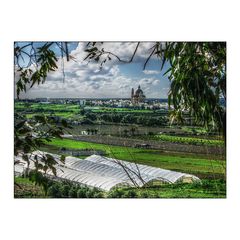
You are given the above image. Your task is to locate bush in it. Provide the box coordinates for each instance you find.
[47,183,63,198]
[139,191,150,198]
[77,187,88,198]
[76,186,104,198]
[123,189,138,198]
[60,184,71,197]
[108,188,125,198]
[93,191,105,198]
[86,189,95,198]
[68,186,78,198]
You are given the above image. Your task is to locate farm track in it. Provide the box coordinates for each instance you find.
[64,135,225,156]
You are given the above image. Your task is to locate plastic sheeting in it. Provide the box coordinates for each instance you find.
[14,151,200,191]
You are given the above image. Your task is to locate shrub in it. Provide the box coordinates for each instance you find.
[85,189,94,198]
[123,189,138,198]
[68,186,78,198]
[47,183,63,198]
[93,191,104,198]
[77,187,88,198]
[139,191,150,198]
[60,184,71,197]
[108,188,125,198]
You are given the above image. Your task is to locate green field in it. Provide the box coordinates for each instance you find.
[15,102,160,117]
[15,102,80,119]
[15,102,79,111]
[44,138,225,178]
[25,112,78,119]
[15,101,226,198]
[154,134,224,146]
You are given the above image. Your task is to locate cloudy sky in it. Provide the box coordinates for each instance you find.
[16,42,170,99]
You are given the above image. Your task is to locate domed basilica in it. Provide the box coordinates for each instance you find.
[131,85,146,104]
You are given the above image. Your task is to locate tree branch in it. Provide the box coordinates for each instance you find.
[143,45,157,70]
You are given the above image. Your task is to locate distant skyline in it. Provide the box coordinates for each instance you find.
[15,42,171,99]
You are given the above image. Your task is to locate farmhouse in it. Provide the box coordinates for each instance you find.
[15,151,200,191]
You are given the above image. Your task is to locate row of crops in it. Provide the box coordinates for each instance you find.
[154,134,224,146]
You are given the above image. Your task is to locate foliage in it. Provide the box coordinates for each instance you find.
[47,182,104,198]
[15,177,226,198]
[14,112,69,180]
[14,176,46,198]
[108,179,226,198]
[15,43,59,98]
[160,42,226,136]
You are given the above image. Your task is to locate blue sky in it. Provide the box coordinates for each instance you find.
[15,42,170,99]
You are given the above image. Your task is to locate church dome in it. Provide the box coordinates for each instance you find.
[135,85,143,95]
[131,85,146,104]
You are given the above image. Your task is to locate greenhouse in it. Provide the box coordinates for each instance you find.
[14,151,200,191]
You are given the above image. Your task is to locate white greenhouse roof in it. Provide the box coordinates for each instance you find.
[14,151,200,191]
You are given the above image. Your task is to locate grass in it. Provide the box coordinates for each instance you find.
[14,177,46,198]
[15,103,156,119]
[154,134,224,146]
[25,112,78,119]
[15,102,80,119]
[44,138,226,178]
[15,103,154,114]
[109,180,226,198]
[15,103,79,111]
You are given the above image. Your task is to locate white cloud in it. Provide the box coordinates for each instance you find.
[19,42,167,99]
[143,70,160,75]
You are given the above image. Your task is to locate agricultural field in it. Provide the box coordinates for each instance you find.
[152,134,224,146]
[15,102,81,119]
[42,138,225,179]
[14,100,226,198]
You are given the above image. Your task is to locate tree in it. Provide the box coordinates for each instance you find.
[14,42,72,186]
[80,108,86,116]
[162,42,226,137]
[14,113,67,191]
[130,127,136,136]
[123,129,129,136]
[14,42,71,98]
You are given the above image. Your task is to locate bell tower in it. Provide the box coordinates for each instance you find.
[131,88,134,102]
